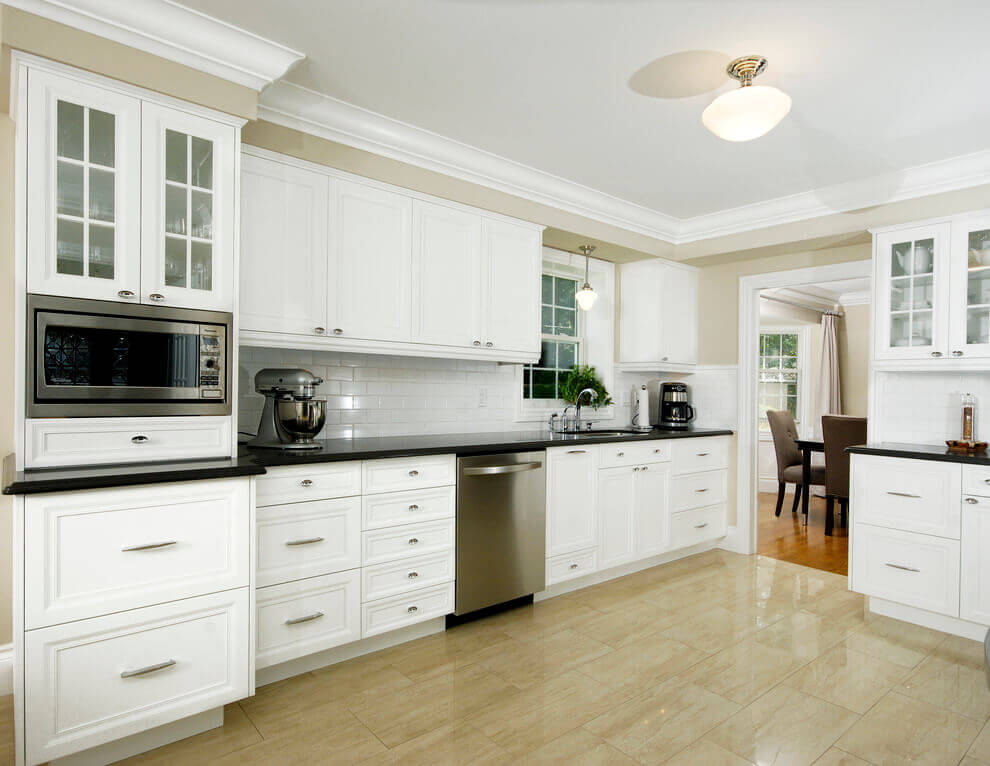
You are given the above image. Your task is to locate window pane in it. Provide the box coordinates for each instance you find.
[57,161,84,217]
[533,370,556,399]
[57,101,84,160]
[555,278,576,308]
[88,224,114,280]
[190,137,213,189]
[786,396,798,420]
[891,242,912,277]
[165,185,187,235]
[542,274,553,305]
[164,236,187,287]
[541,305,554,334]
[89,168,114,222]
[522,368,531,399]
[191,241,212,291]
[191,190,213,240]
[781,334,798,356]
[760,334,775,355]
[781,356,797,369]
[88,109,115,168]
[539,341,556,368]
[56,218,84,275]
[555,308,576,336]
[165,130,187,184]
[764,356,780,369]
[912,239,933,275]
[557,341,577,370]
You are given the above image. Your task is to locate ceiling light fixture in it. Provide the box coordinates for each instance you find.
[575,245,598,311]
[702,55,791,142]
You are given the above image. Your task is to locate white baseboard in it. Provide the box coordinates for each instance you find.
[869,597,989,642]
[757,477,778,493]
[0,643,12,696]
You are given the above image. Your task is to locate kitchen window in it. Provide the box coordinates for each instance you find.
[523,274,581,400]
[758,330,806,431]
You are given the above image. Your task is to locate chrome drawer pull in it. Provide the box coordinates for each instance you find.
[696,488,708,493]
[285,611,324,626]
[886,491,921,499]
[885,563,920,573]
[148,293,166,302]
[633,467,641,472]
[694,522,709,529]
[314,326,326,335]
[121,659,176,678]
[408,470,419,477]
[408,504,420,511]
[617,452,625,457]
[654,449,663,454]
[131,434,149,444]
[567,450,587,454]
[966,497,979,504]
[408,538,419,545]
[408,571,419,579]
[286,537,324,546]
[300,479,314,487]
[117,289,135,298]
[407,605,418,613]
[569,563,579,569]
[121,541,176,552]
[641,466,649,471]
[696,452,710,457]
[333,328,343,336]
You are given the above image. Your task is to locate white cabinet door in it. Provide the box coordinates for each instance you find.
[662,265,698,365]
[482,218,541,353]
[874,223,951,360]
[598,466,636,569]
[961,498,990,624]
[411,200,483,347]
[546,446,599,557]
[328,179,412,342]
[27,68,142,302]
[636,462,671,556]
[949,212,990,359]
[141,103,236,311]
[240,153,329,335]
[619,260,662,363]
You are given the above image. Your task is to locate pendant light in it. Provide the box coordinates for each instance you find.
[575,244,598,311]
[702,55,791,142]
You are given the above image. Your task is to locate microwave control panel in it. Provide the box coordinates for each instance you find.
[199,327,225,399]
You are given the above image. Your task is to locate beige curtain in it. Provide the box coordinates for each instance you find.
[815,311,842,437]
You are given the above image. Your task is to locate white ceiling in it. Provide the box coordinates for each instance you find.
[176,0,990,221]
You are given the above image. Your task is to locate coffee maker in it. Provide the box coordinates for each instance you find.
[248,368,327,450]
[657,382,696,431]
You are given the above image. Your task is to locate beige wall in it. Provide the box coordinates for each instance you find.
[839,304,871,417]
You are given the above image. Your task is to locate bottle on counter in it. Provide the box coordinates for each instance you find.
[962,393,977,443]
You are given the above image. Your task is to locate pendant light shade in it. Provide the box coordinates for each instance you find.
[576,245,598,311]
[703,55,791,142]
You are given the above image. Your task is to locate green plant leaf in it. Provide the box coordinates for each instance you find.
[559,365,613,409]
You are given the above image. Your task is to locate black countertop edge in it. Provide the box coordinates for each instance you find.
[2,428,734,495]
[847,443,990,466]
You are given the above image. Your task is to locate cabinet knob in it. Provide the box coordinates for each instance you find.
[300,479,314,487]
[473,340,482,346]
[408,504,420,511]
[407,605,419,613]
[966,497,979,504]
[953,350,964,357]
[616,452,624,457]
[117,289,135,299]
[149,293,165,302]
[485,341,494,348]
[333,328,343,336]
[642,466,649,471]
[662,356,668,362]
[314,327,326,335]
[407,571,419,579]
[408,469,419,477]
[633,466,641,472]
[569,563,579,570]
[130,434,149,444]
[408,538,419,545]
[930,351,942,358]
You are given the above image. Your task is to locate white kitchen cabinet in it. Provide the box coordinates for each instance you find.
[26,67,142,302]
[949,212,990,359]
[411,200,484,347]
[328,179,412,342]
[546,446,599,557]
[483,217,542,353]
[240,153,329,335]
[598,463,671,568]
[961,497,990,624]
[618,258,699,371]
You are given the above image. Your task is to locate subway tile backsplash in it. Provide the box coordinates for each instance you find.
[876,370,990,445]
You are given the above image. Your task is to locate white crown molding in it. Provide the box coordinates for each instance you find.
[4,0,304,91]
[838,290,871,307]
[258,81,990,248]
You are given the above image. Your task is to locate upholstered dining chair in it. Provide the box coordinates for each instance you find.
[821,415,868,536]
[767,409,826,519]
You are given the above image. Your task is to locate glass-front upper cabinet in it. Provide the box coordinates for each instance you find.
[873,223,951,360]
[141,103,235,311]
[27,69,141,302]
[949,213,990,359]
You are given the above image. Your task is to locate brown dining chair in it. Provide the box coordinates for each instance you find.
[767,409,825,519]
[822,415,868,536]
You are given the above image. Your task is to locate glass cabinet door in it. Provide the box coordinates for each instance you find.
[141,103,235,311]
[949,215,990,358]
[26,69,141,301]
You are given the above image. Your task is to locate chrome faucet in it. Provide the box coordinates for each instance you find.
[575,388,598,430]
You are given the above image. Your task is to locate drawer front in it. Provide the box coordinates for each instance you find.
[362,551,455,602]
[255,462,362,507]
[25,589,250,764]
[669,505,727,550]
[963,465,990,498]
[546,547,598,585]
[673,470,728,511]
[26,416,231,468]
[362,485,455,530]
[851,455,961,538]
[25,479,250,630]
[362,519,455,566]
[851,523,960,617]
[362,455,456,495]
[362,582,454,638]
[256,570,361,670]
[256,497,362,588]
[599,440,671,469]
[671,437,729,475]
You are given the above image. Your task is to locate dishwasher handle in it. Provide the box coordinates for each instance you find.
[462,461,543,476]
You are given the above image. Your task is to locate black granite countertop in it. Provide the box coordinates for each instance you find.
[3,427,733,495]
[847,442,990,466]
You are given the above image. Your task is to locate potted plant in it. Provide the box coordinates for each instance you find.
[559,365,613,409]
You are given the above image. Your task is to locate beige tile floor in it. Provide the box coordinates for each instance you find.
[6,550,990,765]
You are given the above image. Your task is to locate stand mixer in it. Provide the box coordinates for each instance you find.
[247,368,327,450]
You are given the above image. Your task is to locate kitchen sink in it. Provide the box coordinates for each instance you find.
[563,430,645,437]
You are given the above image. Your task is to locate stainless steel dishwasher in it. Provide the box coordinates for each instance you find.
[455,451,546,615]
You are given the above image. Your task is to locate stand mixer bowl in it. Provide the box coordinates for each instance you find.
[275,398,327,443]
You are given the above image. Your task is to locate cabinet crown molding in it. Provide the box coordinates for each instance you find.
[5,0,304,91]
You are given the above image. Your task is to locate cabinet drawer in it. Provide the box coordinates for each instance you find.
[24,589,249,764]
[25,479,249,630]
[851,455,961,538]
[255,462,362,507]
[362,551,455,602]
[546,548,598,585]
[257,497,361,588]
[963,465,990,498]
[851,523,959,617]
[256,571,361,670]
[673,470,728,511]
[671,437,728,475]
[599,440,671,468]
[363,455,456,495]
[25,416,232,468]
[670,505,727,549]
[362,582,454,638]
[361,519,455,566]
[362,485,455,530]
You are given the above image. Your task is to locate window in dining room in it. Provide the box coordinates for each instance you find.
[758,331,803,431]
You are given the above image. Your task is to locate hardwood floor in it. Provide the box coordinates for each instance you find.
[757,490,848,576]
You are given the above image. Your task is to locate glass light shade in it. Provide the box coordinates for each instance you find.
[702,85,792,142]
[575,284,598,311]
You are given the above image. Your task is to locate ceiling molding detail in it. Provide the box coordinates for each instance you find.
[838,290,871,306]
[260,82,990,248]
[4,0,304,91]
[257,81,682,242]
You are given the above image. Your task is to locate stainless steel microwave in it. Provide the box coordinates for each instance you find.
[27,294,232,418]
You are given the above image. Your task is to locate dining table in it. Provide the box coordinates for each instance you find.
[795,437,825,520]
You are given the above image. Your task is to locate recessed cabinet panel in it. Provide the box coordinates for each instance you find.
[949,213,990,359]
[961,499,990,624]
[619,259,698,369]
[546,446,599,557]
[483,218,541,353]
[598,467,637,568]
[636,463,671,556]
